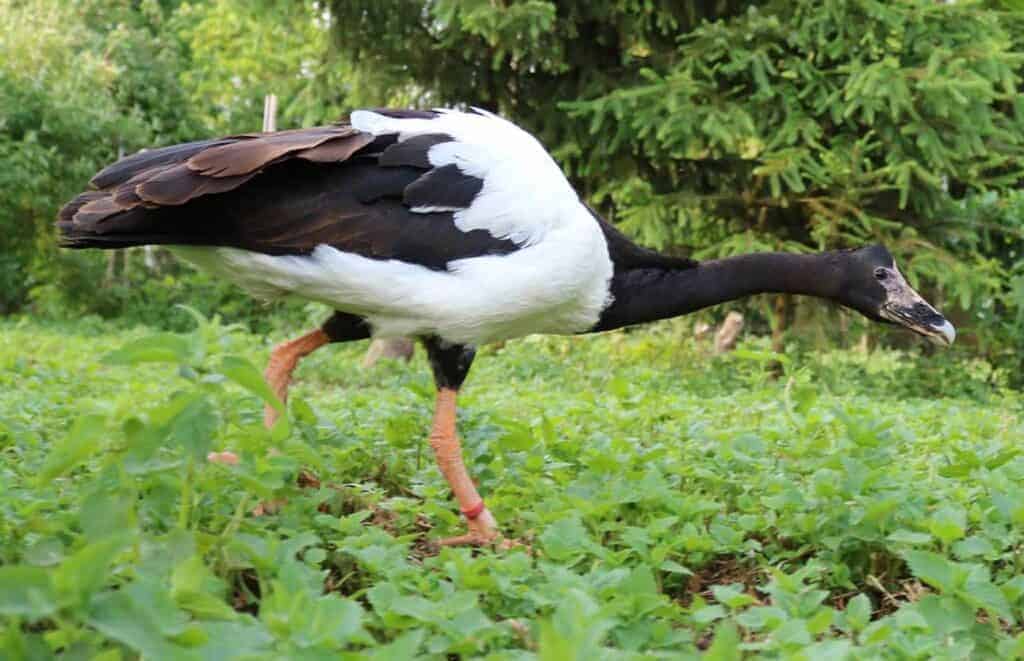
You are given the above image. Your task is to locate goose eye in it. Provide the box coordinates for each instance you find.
[874,268,888,281]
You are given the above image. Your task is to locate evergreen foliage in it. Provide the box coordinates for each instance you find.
[331,0,1024,361]
[0,0,399,317]
[1,0,1022,362]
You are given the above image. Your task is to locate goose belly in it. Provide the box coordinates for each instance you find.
[170,217,613,345]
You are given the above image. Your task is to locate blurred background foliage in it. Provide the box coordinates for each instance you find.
[2,0,1022,370]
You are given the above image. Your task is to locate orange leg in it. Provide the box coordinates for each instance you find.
[429,388,503,546]
[263,328,330,428]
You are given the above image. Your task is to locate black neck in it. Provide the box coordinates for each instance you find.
[593,251,847,332]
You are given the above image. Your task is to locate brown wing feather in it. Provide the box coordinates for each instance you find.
[61,126,370,225]
[90,137,239,189]
[74,196,125,229]
[58,191,106,224]
[57,116,521,270]
[294,133,374,163]
[186,126,358,176]
[135,165,260,206]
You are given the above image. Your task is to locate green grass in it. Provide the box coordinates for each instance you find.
[1,314,1023,659]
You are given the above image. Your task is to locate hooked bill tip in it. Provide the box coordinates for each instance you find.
[928,320,956,347]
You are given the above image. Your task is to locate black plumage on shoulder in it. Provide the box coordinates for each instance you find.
[379,133,453,169]
[405,164,484,211]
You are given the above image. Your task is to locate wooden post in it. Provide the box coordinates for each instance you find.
[262,95,277,132]
[769,294,792,378]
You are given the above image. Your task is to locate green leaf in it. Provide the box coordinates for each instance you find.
[1001,575,1024,604]
[711,584,755,609]
[297,596,365,648]
[659,560,692,575]
[915,594,976,636]
[539,516,593,562]
[904,550,958,593]
[704,621,740,661]
[220,356,284,414]
[845,594,871,632]
[0,566,57,619]
[54,535,132,609]
[38,414,105,482]
[692,604,726,624]
[102,333,194,366]
[496,418,534,452]
[928,506,966,546]
[952,536,995,559]
[962,566,1013,620]
[79,488,136,541]
[87,590,186,659]
[887,529,933,545]
[167,394,219,460]
[171,556,237,622]
[219,354,290,440]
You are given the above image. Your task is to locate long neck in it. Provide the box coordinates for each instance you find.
[593,252,846,332]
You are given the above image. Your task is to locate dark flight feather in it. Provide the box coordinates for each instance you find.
[91,138,238,188]
[404,164,484,211]
[60,115,693,281]
[58,191,106,223]
[378,134,453,169]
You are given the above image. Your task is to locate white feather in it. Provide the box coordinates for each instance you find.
[350,109,578,246]
[409,205,463,214]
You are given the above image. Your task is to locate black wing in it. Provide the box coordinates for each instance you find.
[58,119,519,271]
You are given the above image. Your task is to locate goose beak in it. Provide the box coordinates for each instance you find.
[880,300,955,346]
[880,303,956,346]
[928,319,957,347]
[877,268,955,347]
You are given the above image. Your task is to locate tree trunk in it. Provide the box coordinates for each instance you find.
[714,311,744,354]
[769,294,792,378]
[103,250,125,287]
[770,294,792,354]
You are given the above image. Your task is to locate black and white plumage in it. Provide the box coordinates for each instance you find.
[59,106,956,350]
[62,109,611,345]
[59,107,955,545]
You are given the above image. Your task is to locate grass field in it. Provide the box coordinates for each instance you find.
[2,314,1023,659]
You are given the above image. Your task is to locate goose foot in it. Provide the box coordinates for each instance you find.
[431,508,521,550]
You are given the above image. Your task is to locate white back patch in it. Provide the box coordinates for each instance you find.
[351,109,580,246]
